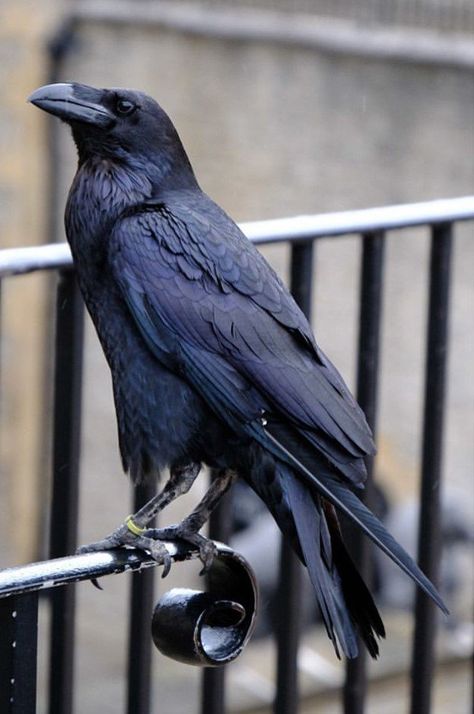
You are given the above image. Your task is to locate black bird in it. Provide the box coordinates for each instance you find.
[29,82,447,659]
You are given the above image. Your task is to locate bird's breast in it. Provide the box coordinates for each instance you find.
[65,158,153,260]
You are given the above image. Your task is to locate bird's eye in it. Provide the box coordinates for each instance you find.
[115,98,136,116]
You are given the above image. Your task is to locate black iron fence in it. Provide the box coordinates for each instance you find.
[0,196,473,713]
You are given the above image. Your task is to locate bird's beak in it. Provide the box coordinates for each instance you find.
[28,82,115,128]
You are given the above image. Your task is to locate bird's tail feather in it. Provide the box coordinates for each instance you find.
[283,468,356,657]
[260,462,385,658]
[321,500,386,658]
[263,426,448,615]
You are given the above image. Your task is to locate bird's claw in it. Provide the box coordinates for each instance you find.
[148,542,173,578]
[76,522,173,576]
[76,523,130,555]
[76,518,216,579]
[144,525,217,576]
[197,539,218,576]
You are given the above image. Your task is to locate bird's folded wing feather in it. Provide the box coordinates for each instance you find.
[108,201,449,612]
[109,199,374,485]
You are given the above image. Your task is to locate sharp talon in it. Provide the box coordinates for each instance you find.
[147,524,218,575]
[198,542,217,576]
[161,554,172,579]
[199,552,214,576]
[142,538,173,577]
[91,578,103,591]
[77,518,177,582]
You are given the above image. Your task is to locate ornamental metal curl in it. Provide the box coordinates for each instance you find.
[0,541,258,667]
[152,544,257,666]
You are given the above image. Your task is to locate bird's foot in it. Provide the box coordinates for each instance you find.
[144,524,218,576]
[76,519,173,577]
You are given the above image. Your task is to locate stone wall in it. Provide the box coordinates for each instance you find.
[0,0,63,564]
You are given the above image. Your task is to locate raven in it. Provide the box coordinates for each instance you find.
[29,83,446,658]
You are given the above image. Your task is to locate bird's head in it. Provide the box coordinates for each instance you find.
[28,82,195,186]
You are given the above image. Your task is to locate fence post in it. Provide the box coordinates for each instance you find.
[410,223,453,714]
[48,271,84,714]
[0,593,39,714]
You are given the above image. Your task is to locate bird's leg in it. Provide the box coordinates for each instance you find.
[130,462,202,529]
[145,469,237,574]
[76,463,201,576]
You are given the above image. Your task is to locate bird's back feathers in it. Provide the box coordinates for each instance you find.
[110,197,374,487]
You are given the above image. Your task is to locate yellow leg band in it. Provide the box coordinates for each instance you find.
[125,515,146,536]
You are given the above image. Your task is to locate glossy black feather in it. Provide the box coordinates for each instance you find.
[31,82,448,660]
[264,426,449,615]
[110,198,374,486]
[110,198,448,620]
[284,471,359,658]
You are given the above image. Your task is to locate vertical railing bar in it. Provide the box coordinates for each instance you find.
[343,230,386,714]
[201,665,226,714]
[36,6,78,562]
[48,271,84,714]
[409,223,453,714]
[274,539,302,714]
[201,469,234,714]
[126,481,156,714]
[0,592,39,714]
[273,239,314,714]
[44,20,83,714]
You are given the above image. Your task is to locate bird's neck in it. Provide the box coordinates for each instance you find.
[66,157,153,253]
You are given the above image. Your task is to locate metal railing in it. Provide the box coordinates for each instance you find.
[0,195,473,714]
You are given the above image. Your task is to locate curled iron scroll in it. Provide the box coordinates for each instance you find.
[151,543,258,666]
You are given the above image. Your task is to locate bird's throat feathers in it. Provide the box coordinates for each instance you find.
[66,156,154,249]
[66,142,198,252]
[75,156,153,212]
[70,118,198,197]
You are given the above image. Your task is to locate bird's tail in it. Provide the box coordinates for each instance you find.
[244,454,385,658]
[321,499,386,658]
[261,425,448,616]
[279,463,385,658]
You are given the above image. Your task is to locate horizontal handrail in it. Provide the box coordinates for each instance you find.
[0,196,473,278]
[242,195,474,243]
[0,242,72,278]
[0,543,198,598]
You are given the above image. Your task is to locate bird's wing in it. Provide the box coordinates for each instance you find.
[108,201,448,614]
[109,199,373,485]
